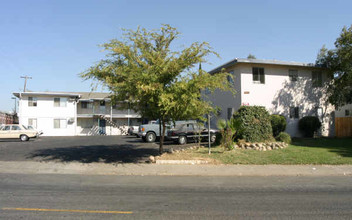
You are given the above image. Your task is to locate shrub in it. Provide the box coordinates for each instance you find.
[270,114,287,137]
[298,116,322,137]
[276,132,291,144]
[233,106,274,142]
[216,119,237,150]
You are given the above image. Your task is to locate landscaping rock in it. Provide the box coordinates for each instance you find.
[149,156,155,163]
[235,141,288,151]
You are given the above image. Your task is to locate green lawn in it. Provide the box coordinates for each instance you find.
[161,138,352,165]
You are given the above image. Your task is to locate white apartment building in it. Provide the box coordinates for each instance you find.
[207,58,335,137]
[13,91,141,136]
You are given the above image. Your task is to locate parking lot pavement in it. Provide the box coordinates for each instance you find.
[0,135,197,163]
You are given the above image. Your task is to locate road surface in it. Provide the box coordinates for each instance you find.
[1,174,352,219]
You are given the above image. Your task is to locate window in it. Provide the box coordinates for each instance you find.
[346,110,350,116]
[54,119,67,129]
[28,97,37,107]
[289,69,298,81]
[11,126,21,130]
[187,123,195,131]
[81,101,93,109]
[54,98,67,107]
[252,67,265,84]
[312,71,323,87]
[289,107,299,119]
[28,118,37,129]
[227,70,235,85]
[3,126,11,131]
[316,107,323,117]
[227,108,234,120]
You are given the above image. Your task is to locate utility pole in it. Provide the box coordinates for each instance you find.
[20,75,32,92]
[208,114,211,155]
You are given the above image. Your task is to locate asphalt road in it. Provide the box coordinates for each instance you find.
[0,136,195,163]
[1,174,352,219]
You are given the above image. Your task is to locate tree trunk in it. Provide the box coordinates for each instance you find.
[159,119,166,154]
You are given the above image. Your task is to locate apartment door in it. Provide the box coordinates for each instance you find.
[99,119,106,135]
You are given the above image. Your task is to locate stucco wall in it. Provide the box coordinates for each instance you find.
[207,63,335,137]
[18,95,76,136]
[335,104,352,118]
[240,63,335,137]
[205,67,242,128]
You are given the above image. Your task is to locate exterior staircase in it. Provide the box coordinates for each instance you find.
[98,115,119,128]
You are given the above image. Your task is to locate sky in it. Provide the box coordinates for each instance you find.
[0,0,351,112]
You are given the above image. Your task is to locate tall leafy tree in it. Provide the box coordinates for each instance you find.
[316,25,352,107]
[81,25,234,153]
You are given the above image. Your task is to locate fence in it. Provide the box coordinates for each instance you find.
[335,117,352,137]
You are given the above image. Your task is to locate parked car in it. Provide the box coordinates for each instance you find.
[128,126,139,137]
[25,125,43,137]
[167,122,218,145]
[138,119,196,142]
[0,124,38,141]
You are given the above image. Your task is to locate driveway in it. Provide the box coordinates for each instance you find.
[0,136,197,163]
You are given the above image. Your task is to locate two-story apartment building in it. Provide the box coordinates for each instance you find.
[207,58,335,137]
[13,91,141,136]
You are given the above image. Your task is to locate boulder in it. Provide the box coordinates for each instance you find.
[149,156,155,163]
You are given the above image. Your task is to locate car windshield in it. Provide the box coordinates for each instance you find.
[22,125,28,130]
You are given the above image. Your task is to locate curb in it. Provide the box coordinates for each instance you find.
[1,161,352,176]
[155,160,209,165]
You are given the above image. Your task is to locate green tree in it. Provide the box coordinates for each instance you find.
[81,25,234,153]
[247,54,256,59]
[316,25,352,107]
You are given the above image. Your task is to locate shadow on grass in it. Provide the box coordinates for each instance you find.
[291,137,352,158]
[27,144,160,164]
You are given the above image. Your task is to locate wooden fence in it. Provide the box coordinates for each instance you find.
[335,117,352,137]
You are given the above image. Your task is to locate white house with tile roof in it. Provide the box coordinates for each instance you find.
[13,91,141,136]
[206,58,336,137]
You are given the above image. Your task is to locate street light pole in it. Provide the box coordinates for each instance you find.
[11,97,16,113]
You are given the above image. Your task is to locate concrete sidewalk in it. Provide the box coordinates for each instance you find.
[1,161,352,176]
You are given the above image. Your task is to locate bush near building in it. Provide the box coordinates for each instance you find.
[276,132,291,144]
[233,106,274,142]
[298,116,322,137]
[270,114,287,137]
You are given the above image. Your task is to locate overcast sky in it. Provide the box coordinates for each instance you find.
[0,0,351,112]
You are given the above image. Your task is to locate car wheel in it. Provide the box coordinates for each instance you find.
[178,136,187,145]
[20,135,29,142]
[146,132,156,143]
[210,134,216,143]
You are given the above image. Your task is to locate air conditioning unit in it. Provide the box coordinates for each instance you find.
[67,118,75,124]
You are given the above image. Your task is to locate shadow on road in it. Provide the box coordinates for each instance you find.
[27,144,160,163]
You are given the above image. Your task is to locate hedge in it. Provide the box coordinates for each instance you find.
[233,106,274,142]
[298,116,322,137]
